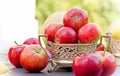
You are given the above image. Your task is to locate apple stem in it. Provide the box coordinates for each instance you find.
[100,36,106,56]
[14,41,19,46]
[103,49,106,57]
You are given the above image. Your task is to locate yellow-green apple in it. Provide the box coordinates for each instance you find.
[111,24,120,39]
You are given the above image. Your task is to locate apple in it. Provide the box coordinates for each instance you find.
[54,27,78,44]
[111,24,120,39]
[107,20,120,39]
[96,43,104,51]
[78,23,101,43]
[8,42,26,68]
[63,7,88,32]
[72,53,102,76]
[20,44,48,72]
[23,37,39,45]
[44,22,63,42]
[95,51,117,76]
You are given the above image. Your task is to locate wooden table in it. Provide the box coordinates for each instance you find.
[1,62,120,76]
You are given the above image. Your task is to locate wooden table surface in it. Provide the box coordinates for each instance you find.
[1,62,120,76]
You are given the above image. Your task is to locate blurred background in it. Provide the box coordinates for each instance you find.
[35,0,120,34]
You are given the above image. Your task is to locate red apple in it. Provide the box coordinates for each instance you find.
[23,37,39,45]
[44,22,63,42]
[54,27,78,44]
[95,51,117,76]
[78,23,101,43]
[8,43,26,68]
[72,53,102,76]
[96,43,104,51]
[63,7,88,32]
[20,44,48,72]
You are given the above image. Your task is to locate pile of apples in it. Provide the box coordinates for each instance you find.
[8,38,49,72]
[44,7,117,76]
[44,7,100,44]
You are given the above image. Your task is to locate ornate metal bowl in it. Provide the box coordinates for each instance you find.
[47,42,96,72]
[38,34,96,72]
[38,34,115,72]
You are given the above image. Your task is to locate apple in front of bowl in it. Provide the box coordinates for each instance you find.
[72,53,102,76]
[72,51,117,76]
[95,51,117,76]
[20,44,48,72]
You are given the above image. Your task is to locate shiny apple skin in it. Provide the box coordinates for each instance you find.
[96,43,104,51]
[54,27,78,44]
[8,45,26,68]
[72,53,102,76]
[23,38,39,45]
[44,22,63,42]
[78,23,100,43]
[95,51,117,76]
[63,7,88,32]
[20,45,48,72]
